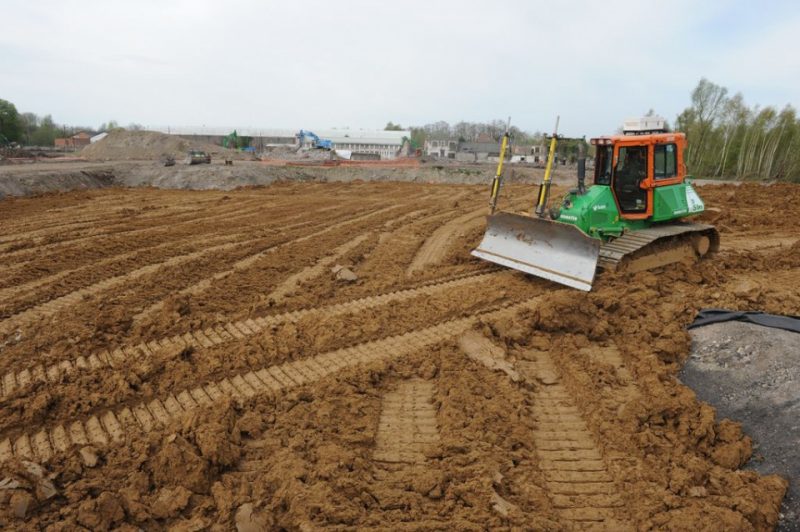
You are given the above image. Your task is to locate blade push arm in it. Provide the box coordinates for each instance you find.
[534,116,560,217]
[489,117,511,214]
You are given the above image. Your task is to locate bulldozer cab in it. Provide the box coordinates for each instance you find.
[591,132,687,221]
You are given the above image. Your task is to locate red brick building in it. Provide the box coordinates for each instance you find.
[54,132,92,148]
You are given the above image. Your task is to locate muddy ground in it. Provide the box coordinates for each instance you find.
[0,159,573,198]
[0,179,798,530]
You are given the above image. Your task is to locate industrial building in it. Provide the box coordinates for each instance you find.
[150,127,409,160]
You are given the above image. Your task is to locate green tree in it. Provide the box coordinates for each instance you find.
[384,121,403,131]
[19,112,39,145]
[0,98,23,143]
[99,120,120,132]
[409,127,426,148]
[676,78,800,181]
[31,114,57,146]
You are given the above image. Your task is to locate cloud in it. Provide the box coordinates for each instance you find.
[1,0,798,136]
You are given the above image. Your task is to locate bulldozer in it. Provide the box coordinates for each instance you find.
[472,117,719,291]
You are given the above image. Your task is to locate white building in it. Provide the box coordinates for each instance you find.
[150,126,409,159]
[90,132,108,143]
[424,139,458,158]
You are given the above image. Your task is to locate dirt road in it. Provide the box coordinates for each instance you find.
[0,181,797,529]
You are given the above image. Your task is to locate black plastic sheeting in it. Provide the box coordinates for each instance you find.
[688,308,800,334]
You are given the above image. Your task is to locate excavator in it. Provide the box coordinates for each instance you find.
[472,117,719,291]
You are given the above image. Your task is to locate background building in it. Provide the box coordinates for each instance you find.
[54,131,91,149]
[150,127,409,159]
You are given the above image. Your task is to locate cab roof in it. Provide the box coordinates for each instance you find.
[591,132,686,145]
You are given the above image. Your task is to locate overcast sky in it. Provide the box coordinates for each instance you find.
[2,0,799,137]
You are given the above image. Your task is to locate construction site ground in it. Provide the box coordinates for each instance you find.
[0,175,798,530]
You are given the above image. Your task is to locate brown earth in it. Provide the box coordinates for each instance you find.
[0,181,797,530]
[80,130,247,162]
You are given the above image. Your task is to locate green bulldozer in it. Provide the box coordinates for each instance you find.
[472,117,719,291]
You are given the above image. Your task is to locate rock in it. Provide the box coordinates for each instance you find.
[492,471,504,486]
[152,485,193,519]
[22,461,45,479]
[537,370,559,385]
[235,502,271,532]
[0,478,22,490]
[80,446,99,468]
[10,491,34,518]
[426,485,443,499]
[490,490,517,517]
[21,461,58,500]
[688,486,708,497]
[333,266,358,282]
[168,516,208,531]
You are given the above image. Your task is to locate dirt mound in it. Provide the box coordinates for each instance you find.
[80,130,242,162]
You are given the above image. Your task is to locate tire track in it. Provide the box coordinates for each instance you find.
[459,333,633,528]
[0,297,541,465]
[0,199,371,327]
[517,352,632,529]
[0,197,274,268]
[406,207,487,276]
[1,271,501,399]
[373,378,439,464]
[0,194,252,251]
[131,204,403,324]
[0,211,345,335]
[0,200,345,302]
[0,193,203,242]
[266,233,372,305]
[356,206,471,281]
[0,190,295,264]
[0,232,246,304]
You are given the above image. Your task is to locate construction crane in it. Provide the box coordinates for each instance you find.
[297,130,333,150]
[472,116,719,291]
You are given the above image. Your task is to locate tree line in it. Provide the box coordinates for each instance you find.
[0,98,139,147]
[676,79,800,181]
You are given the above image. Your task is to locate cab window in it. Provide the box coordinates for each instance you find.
[594,145,612,185]
[654,143,677,180]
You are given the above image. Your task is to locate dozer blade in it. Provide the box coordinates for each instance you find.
[471,212,601,291]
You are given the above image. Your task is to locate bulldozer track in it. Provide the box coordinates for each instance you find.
[0,232,245,303]
[0,270,501,400]
[598,222,719,271]
[0,191,235,238]
[517,352,631,529]
[0,298,539,465]
[131,204,405,324]
[0,196,318,281]
[373,379,439,464]
[0,197,272,259]
[406,208,487,276]
[0,189,345,270]
[267,233,371,304]
[0,205,371,331]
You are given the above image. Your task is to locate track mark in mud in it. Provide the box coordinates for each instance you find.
[518,351,631,528]
[0,271,500,399]
[0,299,538,464]
[132,205,400,324]
[0,232,243,302]
[267,233,370,304]
[373,379,439,464]
[0,234,274,335]
[406,208,486,276]
[0,197,269,261]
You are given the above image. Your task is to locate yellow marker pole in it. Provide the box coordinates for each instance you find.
[489,117,511,214]
[535,116,560,217]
